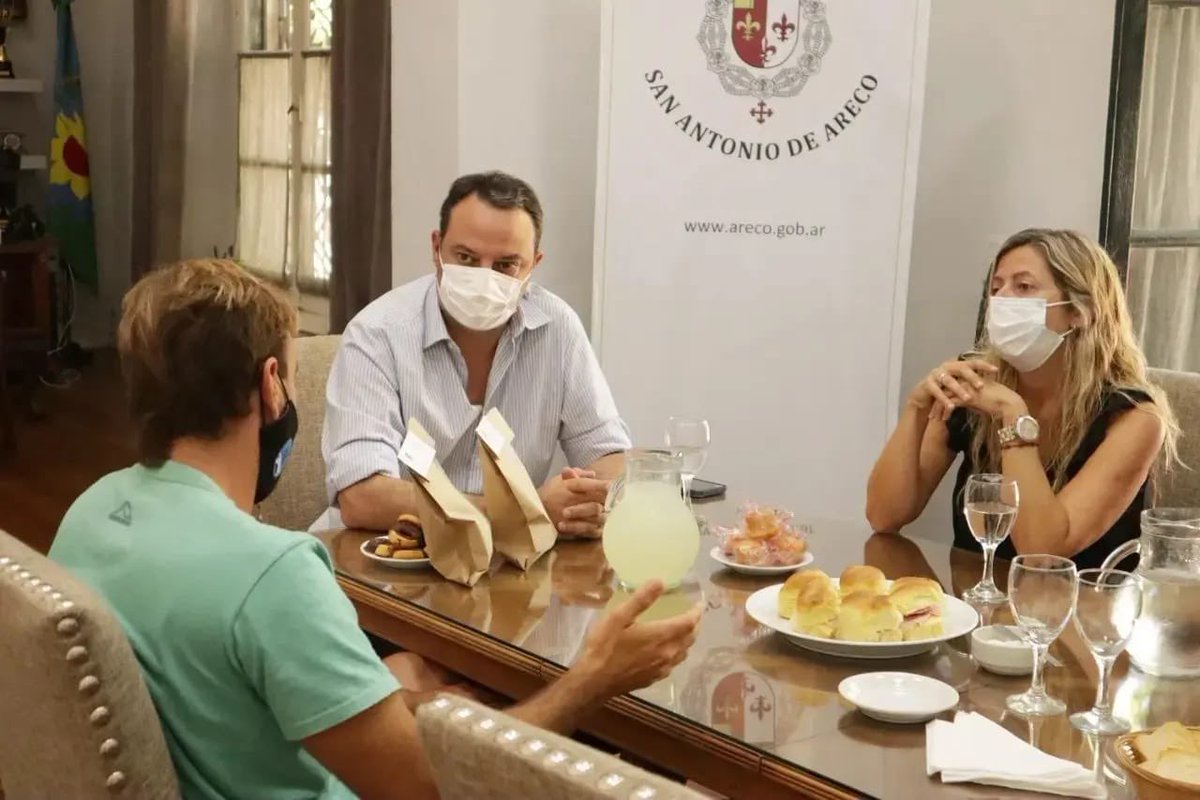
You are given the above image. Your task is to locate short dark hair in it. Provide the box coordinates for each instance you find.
[439,171,544,248]
[118,259,298,466]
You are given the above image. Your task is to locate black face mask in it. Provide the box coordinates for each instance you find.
[255,381,299,504]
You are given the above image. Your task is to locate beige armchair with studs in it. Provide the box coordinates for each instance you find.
[0,531,181,799]
[416,694,707,800]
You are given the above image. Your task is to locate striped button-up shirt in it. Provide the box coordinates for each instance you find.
[317,275,630,528]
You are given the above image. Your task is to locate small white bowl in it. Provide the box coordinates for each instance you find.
[971,625,1034,676]
[838,672,959,724]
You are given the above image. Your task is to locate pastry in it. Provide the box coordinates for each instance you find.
[744,508,782,540]
[790,578,840,638]
[374,543,395,557]
[889,577,945,641]
[778,570,832,618]
[835,590,902,642]
[839,565,887,598]
[391,549,427,561]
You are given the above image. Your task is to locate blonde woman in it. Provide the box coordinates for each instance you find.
[867,229,1178,569]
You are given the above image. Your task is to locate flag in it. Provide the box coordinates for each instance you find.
[46,0,98,293]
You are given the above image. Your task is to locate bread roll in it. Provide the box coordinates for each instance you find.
[889,577,945,641]
[790,579,840,639]
[1147,748,1200,786]
[839,565,887,597]
[777,570,833,619]
[1135,722,1198,762]
[835,590,902,642]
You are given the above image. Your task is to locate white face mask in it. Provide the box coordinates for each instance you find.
[986,296,1074,372]
[437,261,525,331]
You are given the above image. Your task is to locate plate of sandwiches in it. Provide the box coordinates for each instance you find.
[745,565,979,659]
[361,514,432,569]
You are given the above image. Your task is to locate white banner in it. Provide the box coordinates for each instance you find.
[593,0,929,519]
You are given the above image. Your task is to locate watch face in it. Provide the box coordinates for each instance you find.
[1016,416,1040,442]
[1,132,20,152]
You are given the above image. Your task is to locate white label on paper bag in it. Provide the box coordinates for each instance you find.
[398,431,436,479]
[476,409,515,456]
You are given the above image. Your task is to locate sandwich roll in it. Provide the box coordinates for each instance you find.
[835,590,903,642]
[839,565,887,598]
[777,570,833,619]
[889,577,945,641]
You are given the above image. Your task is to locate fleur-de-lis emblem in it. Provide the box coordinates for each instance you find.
[761,39,777,64]
[750,694,773,721]
[772,13,796,42]
[736,11,761,41]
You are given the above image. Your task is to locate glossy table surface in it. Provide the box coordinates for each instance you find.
[316,499,1200,799]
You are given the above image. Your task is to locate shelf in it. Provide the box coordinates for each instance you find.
[0,79,44,94]
[19,154,47,171]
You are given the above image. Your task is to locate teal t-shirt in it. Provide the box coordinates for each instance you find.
[50,461,400,800]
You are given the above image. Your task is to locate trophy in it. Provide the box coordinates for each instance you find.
[0,0,16,79]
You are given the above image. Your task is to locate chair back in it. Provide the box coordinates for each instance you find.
[256,334,342,530]
[1149,368,1200,508]
[416,694,706,800]
[0,531,180,799]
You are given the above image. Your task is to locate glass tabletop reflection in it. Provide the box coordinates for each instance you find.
[316,499,1198,799]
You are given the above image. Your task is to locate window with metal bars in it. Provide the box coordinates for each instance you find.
[236,0,333,296]
[1103,0,1200,371]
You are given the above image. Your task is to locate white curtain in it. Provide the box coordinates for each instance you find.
[1126,4,1200,373]
[237,56,291,283]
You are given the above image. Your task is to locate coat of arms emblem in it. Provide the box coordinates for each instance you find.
[698,0,833,124]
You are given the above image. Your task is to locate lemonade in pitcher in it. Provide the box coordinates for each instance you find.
[603,450,700,589]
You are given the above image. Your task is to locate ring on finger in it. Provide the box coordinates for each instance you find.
[937,371,950,384]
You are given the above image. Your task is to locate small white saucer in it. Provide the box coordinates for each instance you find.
[838,672,959,724]
[709,546,813,576]
[361,538,432,570]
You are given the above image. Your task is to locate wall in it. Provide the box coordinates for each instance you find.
[392,0,1117,538]
[3,0,134,349]
[391,0,601,321]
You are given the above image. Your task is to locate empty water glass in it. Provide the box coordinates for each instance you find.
[1070,568,1142,735]
[1006,554,1078,717]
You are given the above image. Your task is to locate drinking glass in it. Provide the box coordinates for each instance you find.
[665,417,710,500]
[962,474,1019,605]
[1070,568,1142,734]
[1006,554,1078,716]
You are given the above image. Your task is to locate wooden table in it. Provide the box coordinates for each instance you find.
[316,502,1198,799]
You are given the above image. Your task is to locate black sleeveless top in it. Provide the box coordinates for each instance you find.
[947,388,1151,570]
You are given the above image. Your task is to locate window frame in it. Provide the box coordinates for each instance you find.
[1100,0,1200,279]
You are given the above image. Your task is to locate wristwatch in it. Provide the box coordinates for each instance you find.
[998,415,1040,449]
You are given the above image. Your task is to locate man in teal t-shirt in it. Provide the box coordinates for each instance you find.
[50,259,701,799]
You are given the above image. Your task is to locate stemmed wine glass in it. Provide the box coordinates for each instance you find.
[665,417,710,502]
[1070,568,1142,734]
[1007,554,1078,716]
[962,474,1019,605]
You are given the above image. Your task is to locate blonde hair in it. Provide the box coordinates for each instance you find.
[968,229,1179,491]
[118,259,298,465]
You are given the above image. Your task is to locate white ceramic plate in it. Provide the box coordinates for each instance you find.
[744,580,979,659]
[360,538,432,570]
[838,672,959,723]
[709,546,814,576]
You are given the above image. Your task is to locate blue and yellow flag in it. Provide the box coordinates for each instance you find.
[46,0,98,293]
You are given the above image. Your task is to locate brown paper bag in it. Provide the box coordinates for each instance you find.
[400,418,493,587]
[476,408,557,570]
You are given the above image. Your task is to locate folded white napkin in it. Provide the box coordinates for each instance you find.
[926,711,1105,798]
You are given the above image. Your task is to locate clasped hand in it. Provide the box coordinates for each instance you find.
[912,358,1027,422]
[539,467,611,539]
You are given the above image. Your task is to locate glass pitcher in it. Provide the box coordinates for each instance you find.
[603,449,700,590]
[1100,508,1200,678]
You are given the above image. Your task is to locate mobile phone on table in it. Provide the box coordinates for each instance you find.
[689,478,727,500]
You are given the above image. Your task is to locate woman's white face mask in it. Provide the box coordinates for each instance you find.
[436,257,525,331]
[986,296,1074,372]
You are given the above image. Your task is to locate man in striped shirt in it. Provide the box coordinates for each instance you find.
[316,171,631,535]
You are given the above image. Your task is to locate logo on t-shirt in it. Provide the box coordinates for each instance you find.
[108,501,133,527]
